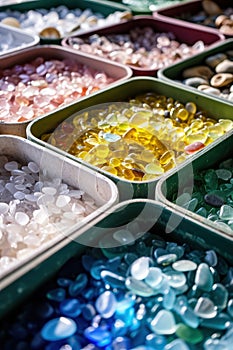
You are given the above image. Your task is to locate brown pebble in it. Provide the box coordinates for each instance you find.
[215,15,228,28]
[210,73,233,87]
[219,24,233,36]
[1,17,21,28]
[182,65,214,80]
[202,0,222,16]
[205,53,227,69]
[39,27,61,39]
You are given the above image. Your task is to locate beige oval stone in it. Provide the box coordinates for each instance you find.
[205,53,227,69]
[219,24,233,36]
[215,59,233,73]
[39,27,61,39]
[215,15,228,27]
[202,0,222,16]
[210,73,233,87]
[182,65,214,80]
[1,17,21,28]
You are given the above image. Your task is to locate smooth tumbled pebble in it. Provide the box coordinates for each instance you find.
[2,229,233,349]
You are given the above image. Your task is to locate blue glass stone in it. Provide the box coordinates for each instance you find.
[125,277,154,297]
[57,278,72,288]
[95,290,117,318]
[124,253,138,265]
[154,248,168,259]
[59,299,82,318]
[179,306,200,328]
[227,299,233,318]
[68,273,88,296]
[203,338,228,350]
[84,326,112,347]
[46,288,66,302]
[194,297,217,319]
[195,263,214,292]
[201,313,232,330]
[209,283,229,310]
[116,295,135,315]
[130,257,151,280]
[144,267,163,288]
[166,243,184,259]
[106,256,122,271]
[146,333,167,349]
[162,287,176,310]
[164,338,190,350]
[157,253,177,266]
[41,317,77,341]
[150,310,176,335]
[164,270,186,288]
[112,336,131,349]
[45,335,81,350]
[100,270,126,289]
[90,261,106,280]
[173,295,188,314]
[82,303,96,321]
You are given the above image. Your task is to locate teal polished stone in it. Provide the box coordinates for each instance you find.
[195,263,214,292]
[162,288,176,310]
[41,317,77,341]
[164,338,191,350]
[95,290,117,319]
[209,283,229,310]
[125,277,154,297]
[194,297,217,319]
[164,270,186,288]
[46,288,66,302]
[130,257,151,280]
[179,305,200,328]
[172,259,197,272]
[150,310,176,335]
[200,312,232,330]
[144,267,163,288]
[219,204,233,220]
[100,270,126,289]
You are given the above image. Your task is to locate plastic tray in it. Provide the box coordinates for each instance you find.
[156,130,233,239]
[0,135,118,297]
[158,39,233,104]
[0,0,131,44]
[62,15,224,76]
[0,44,132,138]
[154,0,232,37]
[0,22,39,56]
[27,76,233,201]
[1,198,233,319]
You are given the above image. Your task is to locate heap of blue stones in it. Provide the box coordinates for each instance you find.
[1,229,233,349]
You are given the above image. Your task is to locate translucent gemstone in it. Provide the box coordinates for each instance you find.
[164,270,186,288]
[113,229,135,245]
[41,317,77,341]
[56,195,71,208]
[162,287,176,310]
[219,205,233,220]
[82,303,96,321]
[42,186,57,195]
[68,273,88,297]
[215,169,232,181]
[59,299,82,318]
[172,259,197,272]
[146,333,167,349]
[227,299,233,318]
[144,267,163,288]
[4,161,18,171]
[95,290,117,318]
[100,270,126,289]
[125,277,154,297]
[194,263,214,291]
[27,161,40,173]
[150,310,176,335]
[84,326,112,347]
[15,212,30,226]
[46,288,66,302]
[201,313,232,330]
[175,323,203,344]
[0,202,9,214]
[102,133,121,142]
[164,338,190,350]
[209,283,229,310]
[157,254,177,265]
[204,250,218,267]
[130,257,151,280]
[194,297,217,319]
[178,306,200,328]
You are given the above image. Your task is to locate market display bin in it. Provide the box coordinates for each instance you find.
[154,0,232,37]
[62,15,224,76]
[106,0,193,15]
[0,135,119,309]
[0,45,132,138]
[1,198,233,348]
[156,130,233,240]
[27,76,233,201]
[158,39,233,104]
[0,22,39,56]
[0,0,131,44]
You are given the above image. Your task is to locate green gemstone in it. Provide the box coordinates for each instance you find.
[175,323,204,344]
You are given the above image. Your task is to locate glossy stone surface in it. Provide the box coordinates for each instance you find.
[43,93,232,182]
[2,227,233,349]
